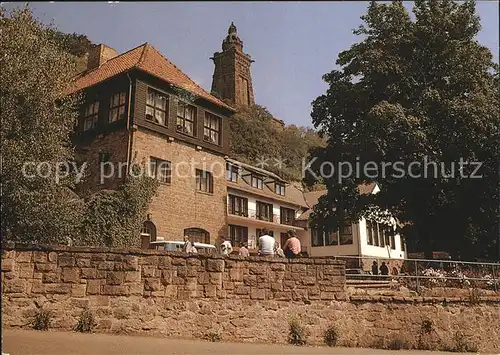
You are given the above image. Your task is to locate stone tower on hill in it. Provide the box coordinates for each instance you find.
[210,22,255,108]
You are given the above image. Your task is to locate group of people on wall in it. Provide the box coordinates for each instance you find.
[182,228,302,259]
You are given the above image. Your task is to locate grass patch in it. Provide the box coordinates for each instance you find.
[288,316,309,346]
[75,308,96,333]
[323,324,339,347]
[32,308,52,331]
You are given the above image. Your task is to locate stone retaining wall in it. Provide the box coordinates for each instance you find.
[2,243,499,352]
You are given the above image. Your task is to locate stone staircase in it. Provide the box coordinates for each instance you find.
[345,278,418,297]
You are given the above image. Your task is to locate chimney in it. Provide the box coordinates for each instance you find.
[87,44,118,71]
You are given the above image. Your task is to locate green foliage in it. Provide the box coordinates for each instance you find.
[287,315,309,346]
[323,324,339,346]
[32,308,53,331]
[1,6,84,244]
[46,29,94,57]
[308,0,500,259]
[79,166,159,248]
[230,104,326,182]
[387,334,412,350]
[1,5,158,248]
[202,330,222,342]
[75,308,97,333]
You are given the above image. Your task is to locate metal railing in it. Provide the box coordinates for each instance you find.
[228,208,281,224]
[331,255,499,293]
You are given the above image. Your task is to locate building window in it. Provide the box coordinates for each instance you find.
[366,220,374,245]
[146,88,168,126]
[390,228,396,250]
[229,225,248,247]
[339,218,353,245]
[176,101,196,136]
[311,228,324,247]
[275,182,285,196]
[83,101,99,131]
[256,201,273,222]
[196,169,213,193]
[326,229,339,245]
[226,163,238,182]
[149,157,171,184]
[251,174,263,189]
[280,207,295,225]
[373,222,381,246]
[379,225,386,247]
[184,228,209,244]
[109,92,126,122]
[204,112,221,145]
[228,194,248,216]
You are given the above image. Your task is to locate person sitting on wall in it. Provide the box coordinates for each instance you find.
[220,239,233,256]
[238,243,250,257]
[380,261,389,276]
[183,235,196,254]
[372,261,379,276]
[258,228,275,256]
[283,229,301,259]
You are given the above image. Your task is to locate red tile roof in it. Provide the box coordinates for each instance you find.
[65,43,235,112]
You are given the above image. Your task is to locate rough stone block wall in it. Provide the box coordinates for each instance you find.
[2,243,499,352]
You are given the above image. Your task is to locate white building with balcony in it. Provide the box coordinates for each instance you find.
[223,159,406,268]
[225,159,309,251]
[298,183,407,270]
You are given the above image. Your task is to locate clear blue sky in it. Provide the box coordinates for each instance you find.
[4,1,499,127]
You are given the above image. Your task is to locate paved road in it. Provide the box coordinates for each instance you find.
[1,329,482,355]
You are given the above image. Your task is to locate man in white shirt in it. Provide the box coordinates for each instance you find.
[258,228,275,256]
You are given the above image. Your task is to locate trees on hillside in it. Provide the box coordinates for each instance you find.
[230,105,326,183]
[1,7,85,243]
[0,6,158,247]
[307,0,499,260]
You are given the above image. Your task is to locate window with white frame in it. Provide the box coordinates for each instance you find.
[109,92,126,122]
[146,88,168,126]
[311,228,324,247]
[251,174,263,189]
[339,218,353,245]
[275,182,285,195]
[226,163,238,182]
[149,157,171,184]
[196,169,213,193]
[83,101,99,131]
[204,112,221,145]
[176,101,196,136]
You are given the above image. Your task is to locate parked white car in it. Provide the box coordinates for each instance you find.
[149,240,216,255]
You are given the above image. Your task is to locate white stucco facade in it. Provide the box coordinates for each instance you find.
[301,217,406,260]
[226,188,307,249]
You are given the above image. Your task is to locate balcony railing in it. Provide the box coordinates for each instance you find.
[228,208,279,224]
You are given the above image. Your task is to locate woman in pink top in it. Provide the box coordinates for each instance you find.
[283,229,301,258]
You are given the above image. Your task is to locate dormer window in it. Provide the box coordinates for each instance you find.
[146,88,168,126]
[226,163,238,182]
[251,174,263,189]
[275,182,285,195]
[176,101,196,136]
[109,92,126,122]
[204,112,222,145]
[83,101,99,131]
